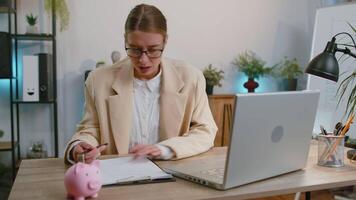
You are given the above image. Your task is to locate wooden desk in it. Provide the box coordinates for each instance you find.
[8,142,356,200]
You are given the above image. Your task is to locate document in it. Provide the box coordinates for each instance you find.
[100,156,174,186]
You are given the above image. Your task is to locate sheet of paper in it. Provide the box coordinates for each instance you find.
[100,156,172,185]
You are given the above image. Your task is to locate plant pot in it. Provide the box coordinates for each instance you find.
[26,25,38,34]
[206,84,214,95]
[281,78,297,91]
[27,151,48,159]
[27,141,48,159]
[243,78,259,93]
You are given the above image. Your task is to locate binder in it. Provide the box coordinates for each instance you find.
[22,55,39,101]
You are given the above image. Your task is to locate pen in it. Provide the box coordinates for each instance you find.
[334,122,343,135]
[320,125,327,135]
[78,143,108,163]
[96,143,108,149]
[83,143,108,154]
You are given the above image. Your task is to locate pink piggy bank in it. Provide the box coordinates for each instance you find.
[64,160,102,200]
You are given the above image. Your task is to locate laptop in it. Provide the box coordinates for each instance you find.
[162,90,320,190]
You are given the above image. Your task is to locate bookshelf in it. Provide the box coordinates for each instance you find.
[0,0,59,179]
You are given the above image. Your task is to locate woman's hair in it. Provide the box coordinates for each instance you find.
[125,4,167,40]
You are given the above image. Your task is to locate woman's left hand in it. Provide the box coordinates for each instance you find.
[129,144,162,159]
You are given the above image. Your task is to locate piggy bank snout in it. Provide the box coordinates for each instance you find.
[88,180,101,190]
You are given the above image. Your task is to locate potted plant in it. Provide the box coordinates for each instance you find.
[334,22,356,162]
[274,57,303,91]
[336,22,356,118]
[27,141,48,159]
[202,64,224,95]
[25,13,38,34]
[44,0,70,32]
[232,51,272,92]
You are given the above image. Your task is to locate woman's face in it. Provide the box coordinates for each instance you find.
[126,31,165,80]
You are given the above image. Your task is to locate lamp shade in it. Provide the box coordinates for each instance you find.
[305,39,339,82]
[305,51,339,82]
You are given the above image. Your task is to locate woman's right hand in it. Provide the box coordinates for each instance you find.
[72,142,106,164]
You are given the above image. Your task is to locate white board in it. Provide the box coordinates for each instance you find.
[307,3,356,137]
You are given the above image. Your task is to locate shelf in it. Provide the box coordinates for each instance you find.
[0,141,18,151]
[0,77,16,80]
[2,0,60,171]
[12,34,54,41]
[0,7,15,13]
[12,100,55,104]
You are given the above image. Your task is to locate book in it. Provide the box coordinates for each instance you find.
[100,156,174,186]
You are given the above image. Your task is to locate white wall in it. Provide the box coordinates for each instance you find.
[0,0,324,160]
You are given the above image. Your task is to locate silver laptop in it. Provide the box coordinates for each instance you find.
[162,90,320,190]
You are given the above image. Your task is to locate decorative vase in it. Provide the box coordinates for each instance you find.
[26,25,38,34]
[27,141,48,159]
[206,84,214,95]
[243,78,259,93]
[281,78,297,91]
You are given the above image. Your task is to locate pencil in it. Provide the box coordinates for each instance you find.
[339,114,354,136]
[322,114,354,160]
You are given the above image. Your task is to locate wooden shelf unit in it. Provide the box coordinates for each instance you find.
[0,141,18,151]
[208,94,236,147]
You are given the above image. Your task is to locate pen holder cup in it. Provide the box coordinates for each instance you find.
[317,134,345,167]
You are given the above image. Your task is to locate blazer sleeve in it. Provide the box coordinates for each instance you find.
[64,73,100,163]
[159,71,218,159]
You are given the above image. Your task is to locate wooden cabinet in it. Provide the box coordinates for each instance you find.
[208,94,236,147]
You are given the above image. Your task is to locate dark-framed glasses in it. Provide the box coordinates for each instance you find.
[125,47,164,58]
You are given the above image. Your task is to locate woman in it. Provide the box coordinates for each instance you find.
[65,4,217,164]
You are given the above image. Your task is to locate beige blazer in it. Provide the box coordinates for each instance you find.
[64,57,217,162]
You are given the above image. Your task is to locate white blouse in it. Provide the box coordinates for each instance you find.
[131,70,173,159]
[131,72,161,147]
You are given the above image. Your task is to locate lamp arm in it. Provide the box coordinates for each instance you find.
[348,50,356,58]
[336,43,356,48]
[336,47,356,59]
[333,32,356,51]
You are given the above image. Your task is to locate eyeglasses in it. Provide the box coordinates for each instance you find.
[125,47,164,58]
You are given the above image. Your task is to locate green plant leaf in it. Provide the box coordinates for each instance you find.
[44,0,70,32]
[272,57,302,79]
[202,64,224,87]
[26,13,38,26]
[337,71,356,118]
[232,51,271,79]
[347,22,356,33]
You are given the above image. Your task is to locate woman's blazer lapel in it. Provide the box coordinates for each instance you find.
[108,63,133,154]
[159,58,187,140]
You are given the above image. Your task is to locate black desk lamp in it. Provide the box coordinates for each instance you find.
[305,32,356,161]
[305,32,356,82]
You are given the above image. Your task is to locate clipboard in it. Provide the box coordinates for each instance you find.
[100,156,175,186]
[107,175,175,186]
